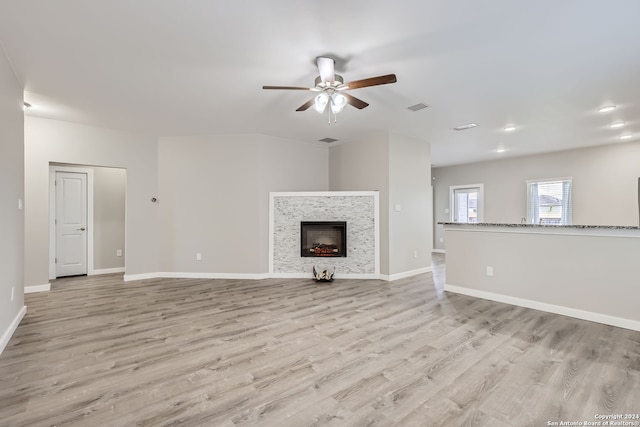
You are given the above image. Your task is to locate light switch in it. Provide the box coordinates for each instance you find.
[18,199,23,210]
[395,204,402,212]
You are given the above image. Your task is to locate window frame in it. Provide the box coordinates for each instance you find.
[526,177,573,225]
[449,184,484,223]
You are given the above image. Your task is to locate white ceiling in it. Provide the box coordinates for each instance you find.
[1,0,640,166]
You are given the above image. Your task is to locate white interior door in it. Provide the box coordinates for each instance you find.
[56,171,88,277]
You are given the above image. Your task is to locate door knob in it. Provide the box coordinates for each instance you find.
[77,227,86,231]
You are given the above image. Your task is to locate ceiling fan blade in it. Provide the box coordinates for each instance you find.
[263,85,311,91]
[343,93,369,110]
[343,74,397,90]
[316,57,335,83]
[296,98,315,111]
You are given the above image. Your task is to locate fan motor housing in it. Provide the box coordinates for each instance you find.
[314,74,344,88]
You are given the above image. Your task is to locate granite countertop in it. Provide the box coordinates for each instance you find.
[437,222,640,230]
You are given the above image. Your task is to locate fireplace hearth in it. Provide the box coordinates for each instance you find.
[300,221,347,257]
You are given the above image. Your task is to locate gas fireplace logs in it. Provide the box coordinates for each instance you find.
[310,244,339,255]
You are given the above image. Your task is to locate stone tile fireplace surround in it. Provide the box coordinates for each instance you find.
[269,192,380,279]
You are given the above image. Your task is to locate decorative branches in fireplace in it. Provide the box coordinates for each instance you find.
[300,221,347,257]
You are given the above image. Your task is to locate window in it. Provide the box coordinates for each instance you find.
[450,184,484,223]
[527,178,572,225]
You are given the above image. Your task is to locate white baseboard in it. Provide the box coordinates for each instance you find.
[445,284,640,332]
[160,272,270,280]
[123,272,159,281]
[380,266,432,282]
[124,272,270,282]
[24,283,51,293]
[90,267,125,275]
[432,249,446,254]
[0,305,26,355]
[124,271,384,282]
[269,272,380,280]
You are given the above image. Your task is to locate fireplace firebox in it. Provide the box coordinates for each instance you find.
[300,221,347,257]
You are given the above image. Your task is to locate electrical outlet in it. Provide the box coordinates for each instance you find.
[413,250,418,258]
[439,237,444,243]
[116,249,122,257]
[196,253,202,261]
[486,266,494,276]
[11,287,14,301]
[18,199,23,210]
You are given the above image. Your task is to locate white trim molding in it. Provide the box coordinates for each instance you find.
[24,283,51,293]
[270,272,381,280]
[445,284,640,332]
[0,306,26,355]
[91,267,125,275]
[124,272,270,282]
[123,269,438,283]
[380,267,432,282]
[123,272,159,282]
[449,183,484,223]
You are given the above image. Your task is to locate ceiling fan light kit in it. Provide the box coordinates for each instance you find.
[263,56,397,123]
[313,93,329,114]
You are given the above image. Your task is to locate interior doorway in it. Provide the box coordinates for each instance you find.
[49,164,127,280]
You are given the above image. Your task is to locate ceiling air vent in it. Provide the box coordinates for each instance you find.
[407,103,429,112]
[318,137,338,143]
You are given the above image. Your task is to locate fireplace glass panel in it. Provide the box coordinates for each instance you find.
[300,221,347,257]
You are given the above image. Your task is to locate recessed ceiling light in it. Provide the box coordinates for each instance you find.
[620,134,632,140]
[610,122,625,128]
[496,148,506,153]
[599,105,616,113]
[453,123,478,131]
[503,125,516,132]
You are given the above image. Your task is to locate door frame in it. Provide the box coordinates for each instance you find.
[49,165,95,280]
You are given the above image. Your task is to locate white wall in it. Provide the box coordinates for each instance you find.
[433,141,640,250]
[25,117,159,285]
[157,134,329,275]
[329,131,432,277]
[0,44,25,352]
[93,166,126,270]
[329,131,390,273]
[388,133,432,275]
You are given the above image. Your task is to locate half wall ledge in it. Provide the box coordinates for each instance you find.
[441,222,640,331]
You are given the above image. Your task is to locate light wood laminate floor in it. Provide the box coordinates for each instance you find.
[1,256,639,426]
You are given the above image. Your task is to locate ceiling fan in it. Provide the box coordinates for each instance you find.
[263,56,397,121]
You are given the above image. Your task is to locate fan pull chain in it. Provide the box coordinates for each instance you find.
[326,108,338,124]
